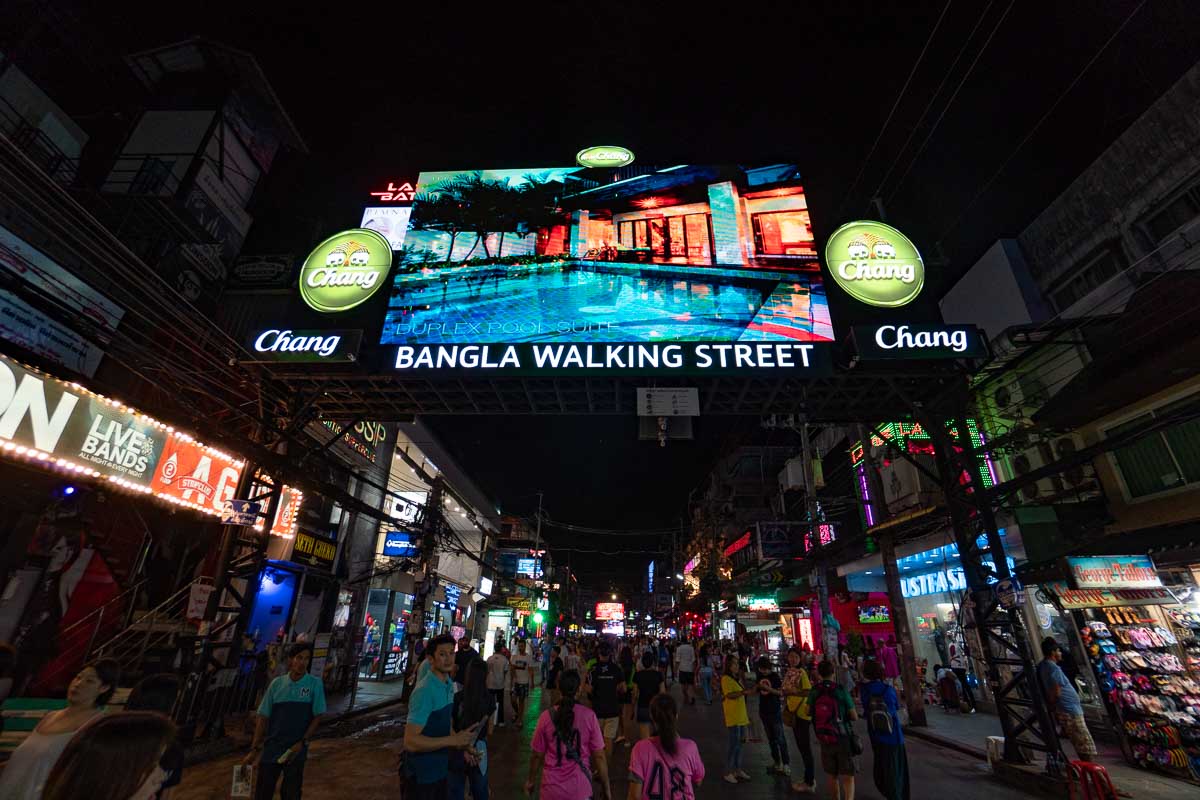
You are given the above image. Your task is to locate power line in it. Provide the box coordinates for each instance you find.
[834,0,955,219]
[937,0,1150,243]
[884,0,1017,204]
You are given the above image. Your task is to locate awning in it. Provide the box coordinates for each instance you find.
[738,614,781,632]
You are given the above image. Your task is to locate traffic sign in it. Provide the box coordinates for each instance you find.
[221,499,261,526]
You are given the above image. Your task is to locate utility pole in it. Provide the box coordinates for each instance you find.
[534,491,543,591]
[801,422,838,660]
[402,477,444,702]
[855,424,927,726]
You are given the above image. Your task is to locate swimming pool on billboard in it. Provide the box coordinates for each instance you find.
[380,264,832,345]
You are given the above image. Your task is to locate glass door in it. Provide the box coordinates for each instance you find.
[684,214,712,262]
[668,217,686,257]
[752,210,814,256]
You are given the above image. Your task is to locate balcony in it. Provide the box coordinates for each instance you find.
[0,96,79,187]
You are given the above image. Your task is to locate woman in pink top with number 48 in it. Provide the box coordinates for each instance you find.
[525,670,612,800]
[628,693,705,800]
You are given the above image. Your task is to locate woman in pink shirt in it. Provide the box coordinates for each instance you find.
[627,694,704,800]
[525,670,612,800]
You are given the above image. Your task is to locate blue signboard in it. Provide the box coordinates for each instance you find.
[443,583,462,609]
[382,531,418,557]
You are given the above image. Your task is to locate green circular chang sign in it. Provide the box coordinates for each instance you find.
[824,220,925,308]
[576,145,635,169]
[299,228,393,313]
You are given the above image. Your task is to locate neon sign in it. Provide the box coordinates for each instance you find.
[369,181,416,202]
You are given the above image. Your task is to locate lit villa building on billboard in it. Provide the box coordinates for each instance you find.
[380,163,832,347]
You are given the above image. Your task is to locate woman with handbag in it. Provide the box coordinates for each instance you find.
[782,646,816,793]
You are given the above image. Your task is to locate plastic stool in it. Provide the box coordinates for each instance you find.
[1067,761,1116,800]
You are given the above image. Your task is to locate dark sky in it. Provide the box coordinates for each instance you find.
[40,0,1200,586]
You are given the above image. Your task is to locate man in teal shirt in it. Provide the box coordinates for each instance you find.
[403,633,480,798]
[244,643,327,800]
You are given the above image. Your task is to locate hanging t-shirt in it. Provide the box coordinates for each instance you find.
[531,704,604,800]
[629,736,705,800]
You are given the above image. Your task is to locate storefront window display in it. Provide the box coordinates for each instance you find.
[358,589,413,680]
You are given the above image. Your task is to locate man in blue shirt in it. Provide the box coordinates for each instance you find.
[244,642,327,800]
[1038,637,1096,761]
[403,633,481,799]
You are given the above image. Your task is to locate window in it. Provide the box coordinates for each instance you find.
[1049,248,1123,313]
[1144,184,1200,243]
[1106,394,1200,499]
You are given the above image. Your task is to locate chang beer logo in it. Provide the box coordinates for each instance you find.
[825,220,925,308]
[576,145,635,168]
[299,228,393,313]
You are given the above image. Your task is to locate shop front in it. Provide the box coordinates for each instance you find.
[1025,554,1200,784]
[358,587,414,681]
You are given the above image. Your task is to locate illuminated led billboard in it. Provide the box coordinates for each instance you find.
[378,164,834,374]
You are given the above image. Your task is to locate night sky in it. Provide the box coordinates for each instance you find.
[49,0,1200,586]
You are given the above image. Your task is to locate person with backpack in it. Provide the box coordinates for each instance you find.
[627,694,705,800]
[861,660,909,800]
[808,659,858,800]
[782,646,816,794]
[449,660,494,800]
[525,670,611,800]
[720,657,756,784]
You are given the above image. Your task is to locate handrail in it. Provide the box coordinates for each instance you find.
[90,577,208,659]
[56,578,147,643]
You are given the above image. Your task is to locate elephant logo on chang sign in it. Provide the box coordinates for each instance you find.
[299,228,393,313]
[824,220,925,308]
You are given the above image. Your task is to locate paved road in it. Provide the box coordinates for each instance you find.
[174,681,1043,799]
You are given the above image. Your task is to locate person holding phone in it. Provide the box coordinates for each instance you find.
[403,634,483,799]
[243,643,326,800]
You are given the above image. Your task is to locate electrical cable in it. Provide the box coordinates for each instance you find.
[834,0,955,219]
[884,0,1017,204]
[937,0,1150,243]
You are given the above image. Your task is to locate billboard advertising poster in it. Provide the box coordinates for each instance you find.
[153,434,242,514]
[595,602,625,621]
[360,207,413,251]
[0,224,125,377]
[379,164,834,375]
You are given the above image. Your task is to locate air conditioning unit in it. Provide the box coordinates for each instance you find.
[1008,433,1097,503]
[779,458,807,492]
[878,452,940,515]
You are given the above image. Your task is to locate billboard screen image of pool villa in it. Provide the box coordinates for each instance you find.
[379,164,835,374]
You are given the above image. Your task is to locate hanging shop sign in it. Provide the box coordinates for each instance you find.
[382,531,419,557]
[220,499,261,526]
[1048,581,1177,610]
[852,324,986,360]
[737,594,780,612]
[247,329,362,363]
[1065,555,1164,590]
[290,530,337,571]
[442,583,462,609]
[506,596,532,610]
[299,228,393,313]
[0,352,245,514]
[824,220,924,308]
[266,485,303,539]
[576,146,635,168]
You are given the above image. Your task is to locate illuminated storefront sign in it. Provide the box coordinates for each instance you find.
[1066,556,1163,590]
[0,351,243,516]
[576,146,635,168]
[321,419,387,464]
[900,555,1018,599]
[248,328,362,362]
[1048,582,1176,609]
[369,181,416,202]
[299,228,393,313]
[516,558,543,579]
[382,531,418,557]
[737,594,779,612]
[291,531,336,571]
[379,163,835,375]
[825,220,924,308]
[647,561,655,593]
[595,602,625,620]
[853,324,985,360]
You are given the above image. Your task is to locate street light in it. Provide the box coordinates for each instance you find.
[611,593,617,600]
[675,574,684,580]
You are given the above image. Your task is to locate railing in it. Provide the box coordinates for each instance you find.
[33,578,147,691]
[0,95,80,187]
[91,579,207,677]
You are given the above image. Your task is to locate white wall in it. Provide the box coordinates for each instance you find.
[940,239,1051,344]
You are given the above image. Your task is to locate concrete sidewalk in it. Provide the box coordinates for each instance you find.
[904,705,1191,799]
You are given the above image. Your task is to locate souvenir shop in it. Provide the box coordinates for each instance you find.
[1036,554,1200,783]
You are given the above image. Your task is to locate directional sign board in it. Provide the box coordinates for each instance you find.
[221,499,261,526]
[637,388,700,417]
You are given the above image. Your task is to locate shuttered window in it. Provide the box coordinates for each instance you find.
[1106,395,1200,498]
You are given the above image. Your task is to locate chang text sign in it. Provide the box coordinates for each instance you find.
[392,342,831,376]
[853,324,986,360]
[248,329,362,363]
[825,221,924,308]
